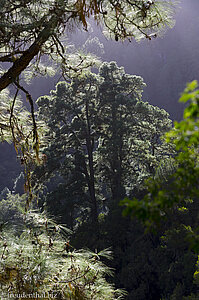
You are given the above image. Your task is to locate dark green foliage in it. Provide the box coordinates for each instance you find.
[0,77,198,299]
[72,201,198,300]
[33,63,199,299]
[1,1,195,299]
[121,81,199,228]
[35,62,172,230]
[119,81,199,298]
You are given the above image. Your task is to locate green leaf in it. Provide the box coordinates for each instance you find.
[185,80,198,93]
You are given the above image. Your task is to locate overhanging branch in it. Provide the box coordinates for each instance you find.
[0,14,59,92]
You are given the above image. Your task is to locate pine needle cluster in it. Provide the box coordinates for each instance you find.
[0,192,125,299]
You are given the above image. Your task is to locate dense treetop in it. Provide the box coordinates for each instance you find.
[34,61,173,228]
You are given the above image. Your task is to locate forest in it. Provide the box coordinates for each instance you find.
[0,0,199,299]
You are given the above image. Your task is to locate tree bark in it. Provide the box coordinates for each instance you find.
[85,98,98,225]
[0,15,59,92]
[110,104,125,202]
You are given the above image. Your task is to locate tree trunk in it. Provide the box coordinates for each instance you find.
[110,104,125,202]
[85,99,98,226]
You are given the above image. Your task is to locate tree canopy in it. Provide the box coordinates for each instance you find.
[34,61,173,228]
[121,80,199,229]
[0,1,178,194]
[0,0,177,92]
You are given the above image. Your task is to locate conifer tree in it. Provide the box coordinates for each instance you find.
[35,61,173,225]
[0,0,178,192]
